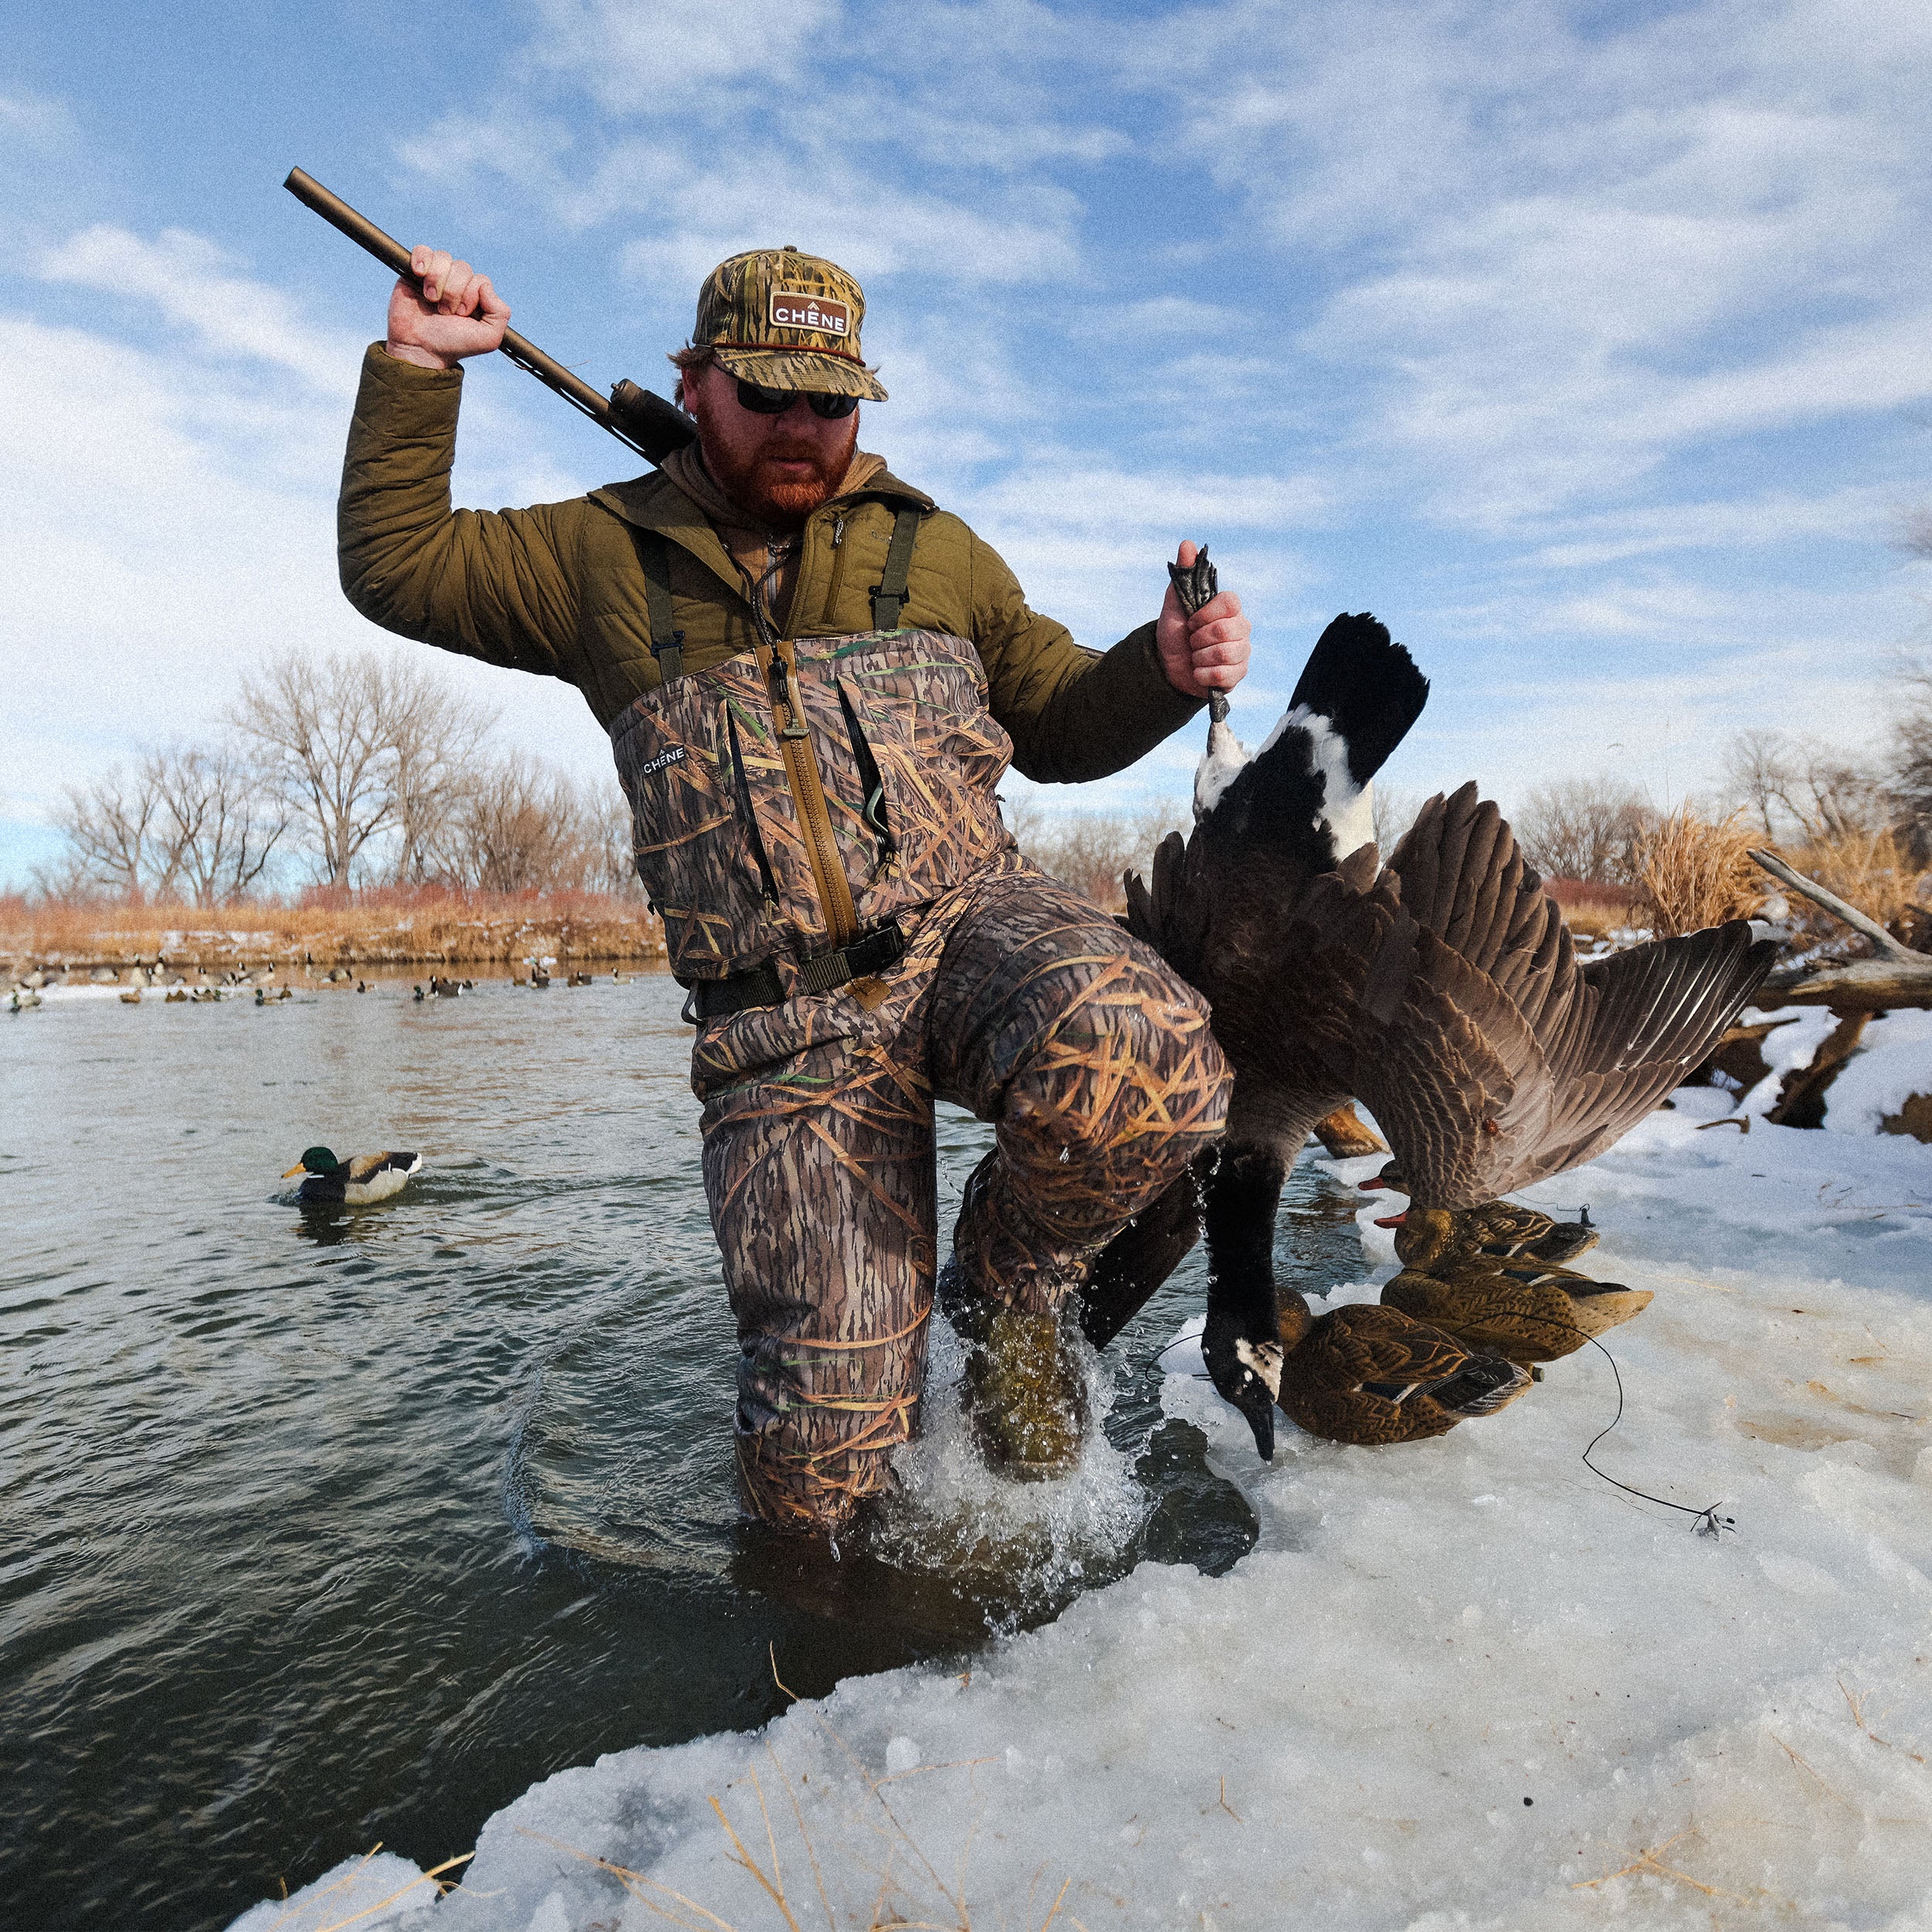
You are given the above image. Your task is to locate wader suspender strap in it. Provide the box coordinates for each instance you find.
[869,507,921,633]
[639,529,684,684]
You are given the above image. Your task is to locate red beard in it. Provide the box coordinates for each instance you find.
[691,403,858,530]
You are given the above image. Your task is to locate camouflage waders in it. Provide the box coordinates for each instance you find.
[611,604,1228,1529]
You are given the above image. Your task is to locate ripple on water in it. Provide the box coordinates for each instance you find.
[1,971,1372,1932]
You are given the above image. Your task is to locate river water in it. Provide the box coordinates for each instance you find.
[1,971,1368,1930]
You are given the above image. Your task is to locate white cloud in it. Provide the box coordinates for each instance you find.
[0,295,627,843]
[36,226,366,398]
[0,89,79,151]
[1527,485,1913,569]
[526,0,843,115]
[1130,0,1932,522]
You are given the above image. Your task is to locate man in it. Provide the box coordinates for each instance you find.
[339,240,1250,1532]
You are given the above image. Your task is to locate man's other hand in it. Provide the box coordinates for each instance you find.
[384,247,511,370]
[1156,540,1250,702]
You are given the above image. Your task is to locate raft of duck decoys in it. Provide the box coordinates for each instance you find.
[1097,558,1774,1457]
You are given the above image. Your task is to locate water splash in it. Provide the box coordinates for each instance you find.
[866,1317,1153,1624]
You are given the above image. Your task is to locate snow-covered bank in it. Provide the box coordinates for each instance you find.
[240,1090,1932,1932]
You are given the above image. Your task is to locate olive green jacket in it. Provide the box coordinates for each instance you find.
[337,345,1202,782]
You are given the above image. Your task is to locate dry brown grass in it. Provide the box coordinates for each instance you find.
[1539,876,1645,940]
[1782,828,1932,948]
[0,887,663,969]
[1632,806,1766,937]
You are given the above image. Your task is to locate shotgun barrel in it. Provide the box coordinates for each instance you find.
[283,166,696,465]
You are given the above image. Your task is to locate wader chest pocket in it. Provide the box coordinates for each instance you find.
[611,705,770,975]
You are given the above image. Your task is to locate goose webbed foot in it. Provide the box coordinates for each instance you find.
[1167,547,1218,617]
[1168,548,1229,728]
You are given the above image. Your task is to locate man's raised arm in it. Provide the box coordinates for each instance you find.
[338,249,583,679]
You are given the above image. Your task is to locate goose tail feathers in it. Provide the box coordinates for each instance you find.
[1197,613,1430,860]
[1285,612,1432,793]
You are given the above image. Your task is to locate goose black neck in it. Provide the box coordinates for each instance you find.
[1202,1141,1288,1330]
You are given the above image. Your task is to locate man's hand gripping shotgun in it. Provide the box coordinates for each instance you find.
[283,166,696,467]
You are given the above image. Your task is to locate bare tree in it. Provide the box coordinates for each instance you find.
[231,651,495,886]
[590,784,646,898]
[1721,728,1796,840]
[1002,797,1185,911]
[385,676,495,884]
[1889,659,1932,857]
[430,754,604,893]
[1721,726,1886,844]
[1512,777,1651,884]
[49,762,173,900]
[148,746,286,905]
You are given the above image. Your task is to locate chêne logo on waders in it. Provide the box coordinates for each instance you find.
[770,291,850,337]
[636,745,686,777]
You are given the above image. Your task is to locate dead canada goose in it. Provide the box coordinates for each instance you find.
[1121,609,1430,1444]
[1124,626,1773,1458]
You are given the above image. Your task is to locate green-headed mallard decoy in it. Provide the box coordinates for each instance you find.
[281,1146,422,1206]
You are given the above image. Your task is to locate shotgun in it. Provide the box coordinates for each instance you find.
[284,166,696,466]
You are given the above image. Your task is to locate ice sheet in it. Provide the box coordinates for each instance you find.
[239,1086,1932,1932]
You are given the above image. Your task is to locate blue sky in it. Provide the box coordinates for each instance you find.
[3,0,1929,886]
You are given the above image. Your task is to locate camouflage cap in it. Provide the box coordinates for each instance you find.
[685,245,887,402]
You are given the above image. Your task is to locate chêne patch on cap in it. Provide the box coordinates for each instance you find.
[770,290,851,338]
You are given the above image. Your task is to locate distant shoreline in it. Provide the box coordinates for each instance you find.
[3,891,667,976]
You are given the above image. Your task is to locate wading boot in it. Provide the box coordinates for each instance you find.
[941,1265,1088,1481]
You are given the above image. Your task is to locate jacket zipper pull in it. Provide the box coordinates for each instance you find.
[831,515,845,548]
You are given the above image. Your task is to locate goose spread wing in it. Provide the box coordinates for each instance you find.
[1519,920,1777,1179]
[1372,784,1774,1199]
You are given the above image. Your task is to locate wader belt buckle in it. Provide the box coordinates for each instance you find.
[680,919,906,1023]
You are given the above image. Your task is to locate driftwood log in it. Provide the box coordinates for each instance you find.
[1751,848,1932,1012]
[1743,849,1932,1127]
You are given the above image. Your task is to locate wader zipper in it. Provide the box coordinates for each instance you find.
[753,633,860,951]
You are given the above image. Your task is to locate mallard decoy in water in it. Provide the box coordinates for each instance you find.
[412,984,426,1002]
[1216,1290,1530,1452]
[1378,1209,1652,1363]
[9,989,43,1012]
[1124,617,1775,1458]
[281,1146,422,1206]
[1361,1162,1599,1265]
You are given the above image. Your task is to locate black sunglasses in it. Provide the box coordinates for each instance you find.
[734,378,860,420]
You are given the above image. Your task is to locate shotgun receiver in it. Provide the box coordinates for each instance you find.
[284,166,696,466]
